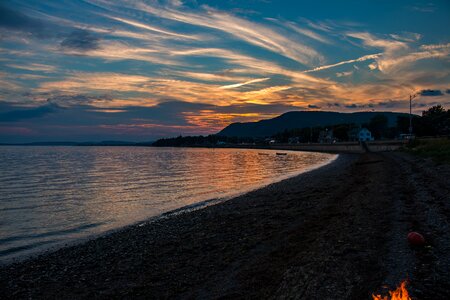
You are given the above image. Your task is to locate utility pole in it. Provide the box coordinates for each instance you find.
[409,93,417,136]
[409,94,412,135]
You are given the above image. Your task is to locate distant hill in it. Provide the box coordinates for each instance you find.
[218,111,409,137]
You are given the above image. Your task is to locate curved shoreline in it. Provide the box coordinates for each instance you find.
[3,152,448,299]
[0,150,338,265]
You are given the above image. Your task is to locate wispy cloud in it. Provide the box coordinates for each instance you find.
[6,63,57,72]
[409,3,436,13]
[121,1,325,65]
[106,15,201,40]
[58,40,182,66]
[271,19,331,44]
[303,53,381,73]
[346,32,408,53]
[37,72,153,94]
[336,71,353,77]
[219,77,270,89]
[375,47,450,73]
[420,43,450,50]
[166,70,250,82]
[389,32,422,42]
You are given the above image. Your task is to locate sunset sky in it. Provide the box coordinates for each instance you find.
[1,0,449,142]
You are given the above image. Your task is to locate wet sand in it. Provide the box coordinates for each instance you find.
[1,152,449,299]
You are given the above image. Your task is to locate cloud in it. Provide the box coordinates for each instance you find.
[131,1,324,65]
[327,103,341,108]
[377,100,403,108]
[269,19,331,44]
[37,72,154,94]
[346,32,408,53]
[47,94,113,107]
[33,71,303,107]
[389,32,422,42]
[0,100,299,141]
[70,40,181,65]
[420,43,450,50]
[0,4,75,42]
[409,3,436,13]
[6,63,57,72]
[219,77,270,89]
[0,73,24,93]
[419,89,444,96]
[166,70,251,82]
[0,4,47,37]
[0,103,57,122]
[375,47,450,73]
[60,29,100,51]
[336,71,353,77]
[106,15,200,40]
[303,53,381,73]
[368,62,378,70]
[300,18,334,33]
[308,104,320,109]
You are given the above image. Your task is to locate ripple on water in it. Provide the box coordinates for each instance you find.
[0,146,336,261]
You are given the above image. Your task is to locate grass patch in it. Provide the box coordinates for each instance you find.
[405,138,450,164]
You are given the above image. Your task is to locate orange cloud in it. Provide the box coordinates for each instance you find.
[183,110,280,132]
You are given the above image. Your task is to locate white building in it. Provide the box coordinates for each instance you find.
[348,127,374,141]
[357,128,374,141]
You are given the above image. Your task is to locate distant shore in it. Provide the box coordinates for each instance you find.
[1,152,449,299]
[0,139,407,155]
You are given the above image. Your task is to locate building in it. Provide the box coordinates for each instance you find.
[348,127,374,141]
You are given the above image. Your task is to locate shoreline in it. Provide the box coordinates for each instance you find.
[1,152,449,299]
[0,150,338,265]
[0,140,407,154]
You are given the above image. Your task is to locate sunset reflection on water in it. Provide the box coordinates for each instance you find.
[0,146,336,260]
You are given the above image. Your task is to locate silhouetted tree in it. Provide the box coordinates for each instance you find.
[422,105,450,135]
[369,114,388,139]
[333,124,351,141]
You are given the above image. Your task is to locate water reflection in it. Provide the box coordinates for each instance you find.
[0,146,336,261]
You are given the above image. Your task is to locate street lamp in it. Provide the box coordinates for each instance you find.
[409,93,418,135]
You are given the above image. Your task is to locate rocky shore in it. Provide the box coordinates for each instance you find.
[1,152,449,299]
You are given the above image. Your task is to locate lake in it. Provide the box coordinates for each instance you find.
[0,146,336,261]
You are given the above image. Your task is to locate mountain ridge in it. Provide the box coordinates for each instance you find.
[218,110,410,137]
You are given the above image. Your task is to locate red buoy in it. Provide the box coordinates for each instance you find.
[407,232,425,246]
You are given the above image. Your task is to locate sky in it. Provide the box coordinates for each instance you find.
[0,0,449,142]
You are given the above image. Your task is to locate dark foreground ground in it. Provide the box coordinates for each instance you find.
[1,152,449,299]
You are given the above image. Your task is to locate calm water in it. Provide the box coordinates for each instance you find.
[0,146,336,261]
